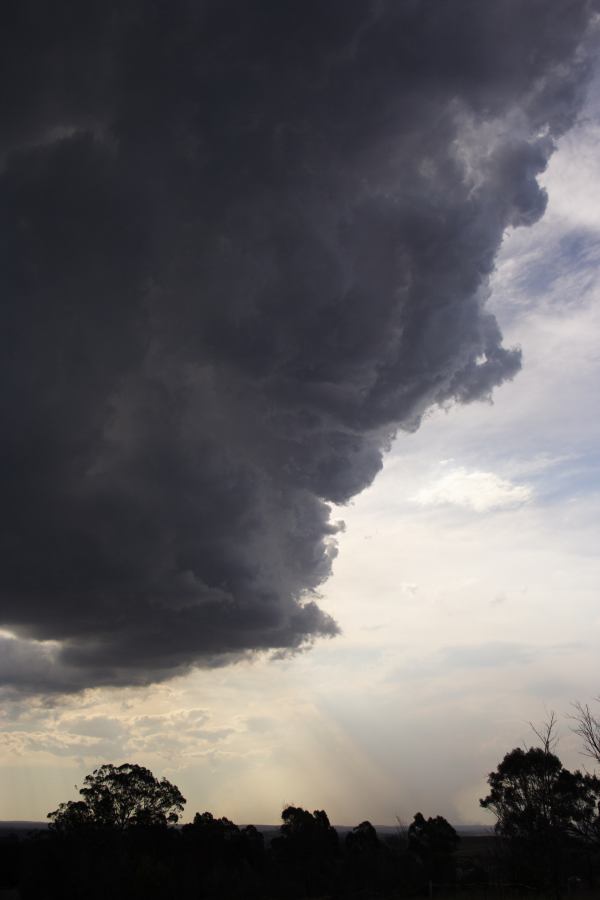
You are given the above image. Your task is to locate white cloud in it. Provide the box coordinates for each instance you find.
[412,467,533,512]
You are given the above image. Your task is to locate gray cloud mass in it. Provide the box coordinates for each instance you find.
[0,0,597,692]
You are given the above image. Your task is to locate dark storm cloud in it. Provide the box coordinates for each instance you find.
[1,0,596,692]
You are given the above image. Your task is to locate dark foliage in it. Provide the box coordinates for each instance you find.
[181,811,266,896]
[48,763,186,832]
[480,745,600,891]
[270,806,339,897]
[10,743,600,899]
[408,812,460,884]
[15,766,468,899]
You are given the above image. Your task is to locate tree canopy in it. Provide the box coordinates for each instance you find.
[480,746,600,844]
[480,743,600,892]
[407,812,460,882]
[48,763,186,831]
[274,805,339,859]
[408,812,459,856]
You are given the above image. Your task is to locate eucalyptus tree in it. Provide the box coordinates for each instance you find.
[48,763,186,831]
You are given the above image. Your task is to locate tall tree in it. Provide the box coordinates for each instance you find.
[480,745,600,890]
[48,763,186,831]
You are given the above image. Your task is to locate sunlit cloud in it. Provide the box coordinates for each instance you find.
[412,467,533,512]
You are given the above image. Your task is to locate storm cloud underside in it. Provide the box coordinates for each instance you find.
[1,0,597,692]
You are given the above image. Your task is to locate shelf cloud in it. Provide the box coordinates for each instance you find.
[1,0,596,692]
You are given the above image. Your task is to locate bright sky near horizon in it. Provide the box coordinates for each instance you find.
[3,70,600,828]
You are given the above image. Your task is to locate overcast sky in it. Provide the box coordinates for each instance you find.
[1,1,599,825]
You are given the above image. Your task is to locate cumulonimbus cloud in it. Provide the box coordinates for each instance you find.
[0,0,596,692]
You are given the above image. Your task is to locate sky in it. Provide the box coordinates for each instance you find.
[1,0,600,825]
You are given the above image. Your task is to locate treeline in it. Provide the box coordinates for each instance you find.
[1,806,465,900]
[2,797,599,900]
[3,706,600,899]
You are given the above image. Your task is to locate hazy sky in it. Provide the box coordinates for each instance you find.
[1,1,599,825]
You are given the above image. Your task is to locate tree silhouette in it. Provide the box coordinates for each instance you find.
[48,762,186,831]
[408,812,459,883]
[345,820,380,855]
[277,805,339,859]
[480,747,600,842]
[480,745,600,890]
[271,806,339,896]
